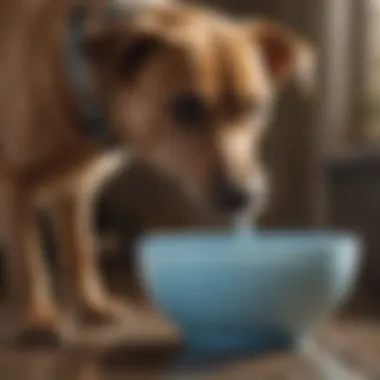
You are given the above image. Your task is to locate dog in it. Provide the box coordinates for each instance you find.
[0,0,314,343]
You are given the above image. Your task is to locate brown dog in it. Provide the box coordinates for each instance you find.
[0,0,314,343]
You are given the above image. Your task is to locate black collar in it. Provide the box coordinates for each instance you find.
[67,6,120,147]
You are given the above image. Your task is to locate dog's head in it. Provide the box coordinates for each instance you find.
[84,4,315,217]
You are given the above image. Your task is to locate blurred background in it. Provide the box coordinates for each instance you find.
[2,0,380,377]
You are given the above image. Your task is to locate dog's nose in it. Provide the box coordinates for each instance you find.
[213,177,250,213]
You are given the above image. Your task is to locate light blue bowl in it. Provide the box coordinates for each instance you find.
[137,231,361,354]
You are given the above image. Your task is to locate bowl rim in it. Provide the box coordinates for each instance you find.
[137,229,362,251]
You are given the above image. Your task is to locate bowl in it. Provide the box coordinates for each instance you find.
[137,231,361,354]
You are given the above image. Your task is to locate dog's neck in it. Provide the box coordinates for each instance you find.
[67,0,168,147]
[67,6,117,146]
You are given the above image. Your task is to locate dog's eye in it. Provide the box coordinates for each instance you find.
[171,93,207,128]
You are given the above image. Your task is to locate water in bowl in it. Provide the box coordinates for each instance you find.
[232,209,257,238]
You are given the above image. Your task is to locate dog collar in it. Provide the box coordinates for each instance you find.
[67,5,120,147]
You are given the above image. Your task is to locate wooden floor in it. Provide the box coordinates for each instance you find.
[0,347,328,380]
[0,311,378,380]
[0,268,378,379]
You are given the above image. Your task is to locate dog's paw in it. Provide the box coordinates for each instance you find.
[12,316,64,348]
[79,296,131,325]
[14,325,62,348]
[8,307,68,348]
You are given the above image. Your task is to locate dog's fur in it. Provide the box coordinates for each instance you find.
[0,0,314,342]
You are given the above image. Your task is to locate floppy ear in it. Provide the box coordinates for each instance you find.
[83,23,163,80]
[246,20,316,95]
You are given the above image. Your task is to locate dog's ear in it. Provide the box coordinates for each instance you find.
[83,23,163,80]
[246,20,316,95]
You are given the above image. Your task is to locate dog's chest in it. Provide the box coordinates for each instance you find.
[77,149,130,194]
[35,149,130,205]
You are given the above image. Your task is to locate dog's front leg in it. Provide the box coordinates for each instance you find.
[52,191,130,325]
[2,179,61,345]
